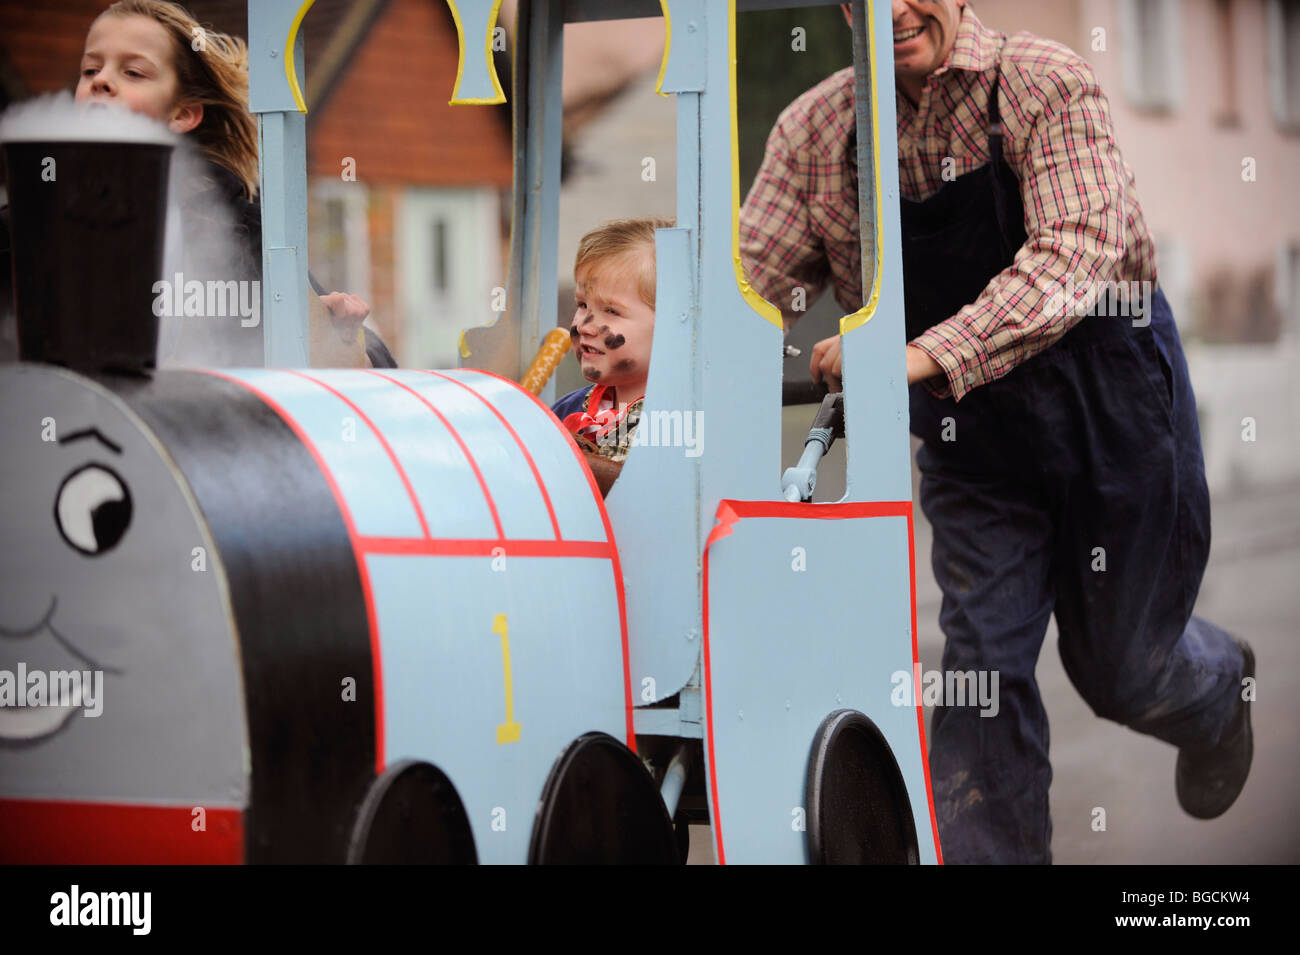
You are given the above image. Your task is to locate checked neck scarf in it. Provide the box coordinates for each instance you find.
[562,385,644,463]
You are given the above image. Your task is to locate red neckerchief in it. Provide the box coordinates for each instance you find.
[562,385,644,439]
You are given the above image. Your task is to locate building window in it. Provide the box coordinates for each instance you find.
[309,181,372,302]
[318,198,347,287]
[432,218,448,294]
[1119,0,1183,113]
[397,188,502,368]
[1267,0,1300,131]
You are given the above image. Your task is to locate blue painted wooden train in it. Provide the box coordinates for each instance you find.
[0,0,940,864]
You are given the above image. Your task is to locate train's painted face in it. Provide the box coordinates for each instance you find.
[570,254,656,399]
[0,366,245,807]
[75,14,203,135]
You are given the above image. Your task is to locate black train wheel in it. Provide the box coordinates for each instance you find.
[347,760,478,864]
[529,732,679,864]
[806,710,920,864]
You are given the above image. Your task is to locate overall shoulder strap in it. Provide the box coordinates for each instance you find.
[986,42,1025,255]
[987,50,1006,152]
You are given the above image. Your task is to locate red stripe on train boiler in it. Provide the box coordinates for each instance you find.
[363,370,506,539]
[420,370,564,542]
[288,370,433,539]
[462,369,636,751]
[0,799,243,864]
[359,537,614,559]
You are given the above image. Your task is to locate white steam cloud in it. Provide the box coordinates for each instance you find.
[157,145,265,368]
[0,91,178,146]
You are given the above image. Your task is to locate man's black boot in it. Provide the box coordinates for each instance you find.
[1176,640,1255,819]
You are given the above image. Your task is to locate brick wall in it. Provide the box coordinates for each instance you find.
[306,0,512,188]
[0,2,111,98]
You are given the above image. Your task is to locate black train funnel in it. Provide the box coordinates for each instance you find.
[4,138,173,374]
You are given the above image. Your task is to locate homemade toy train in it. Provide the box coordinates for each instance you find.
[0,0,941,864]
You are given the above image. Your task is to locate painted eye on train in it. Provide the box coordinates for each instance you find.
[54,464,133,556]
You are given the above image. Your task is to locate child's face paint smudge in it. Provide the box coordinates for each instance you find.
[570,259,654,393]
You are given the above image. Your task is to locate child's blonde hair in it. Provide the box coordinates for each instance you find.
[575,216,675,308]
[96,0,259,200]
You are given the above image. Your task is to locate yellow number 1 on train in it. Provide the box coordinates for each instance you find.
[490,613,522,744]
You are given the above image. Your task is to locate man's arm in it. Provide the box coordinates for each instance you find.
[911,60,1132,402]
[740,121,832,329]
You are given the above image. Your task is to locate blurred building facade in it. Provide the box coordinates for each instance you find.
[299,0,511,368]
[2,1,1296,488]
[974,0,1300,489]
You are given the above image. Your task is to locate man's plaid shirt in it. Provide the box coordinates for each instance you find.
[740,6,1158,401]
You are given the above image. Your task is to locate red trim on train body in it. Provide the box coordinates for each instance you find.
[463,369,636,751]
[201,369,388,775]
[905,510,942,864]
[422,371,564,541]
[701,498,941,865]
[205,368,633,769]
[0,799,243,864]
[358,536,615,559]
[287,370,433,539]
[362,370,506,538]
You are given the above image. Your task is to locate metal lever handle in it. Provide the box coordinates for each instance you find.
[781,392,845,502]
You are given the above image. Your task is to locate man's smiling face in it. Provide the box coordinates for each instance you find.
[844,1,967,102]
[891,0,966,93]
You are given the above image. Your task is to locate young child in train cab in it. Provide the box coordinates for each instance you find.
[552,217,672,493]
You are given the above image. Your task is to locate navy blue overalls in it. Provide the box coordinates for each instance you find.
[899,58,1246,864]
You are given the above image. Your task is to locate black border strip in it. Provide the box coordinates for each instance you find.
[113,371,376,863]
